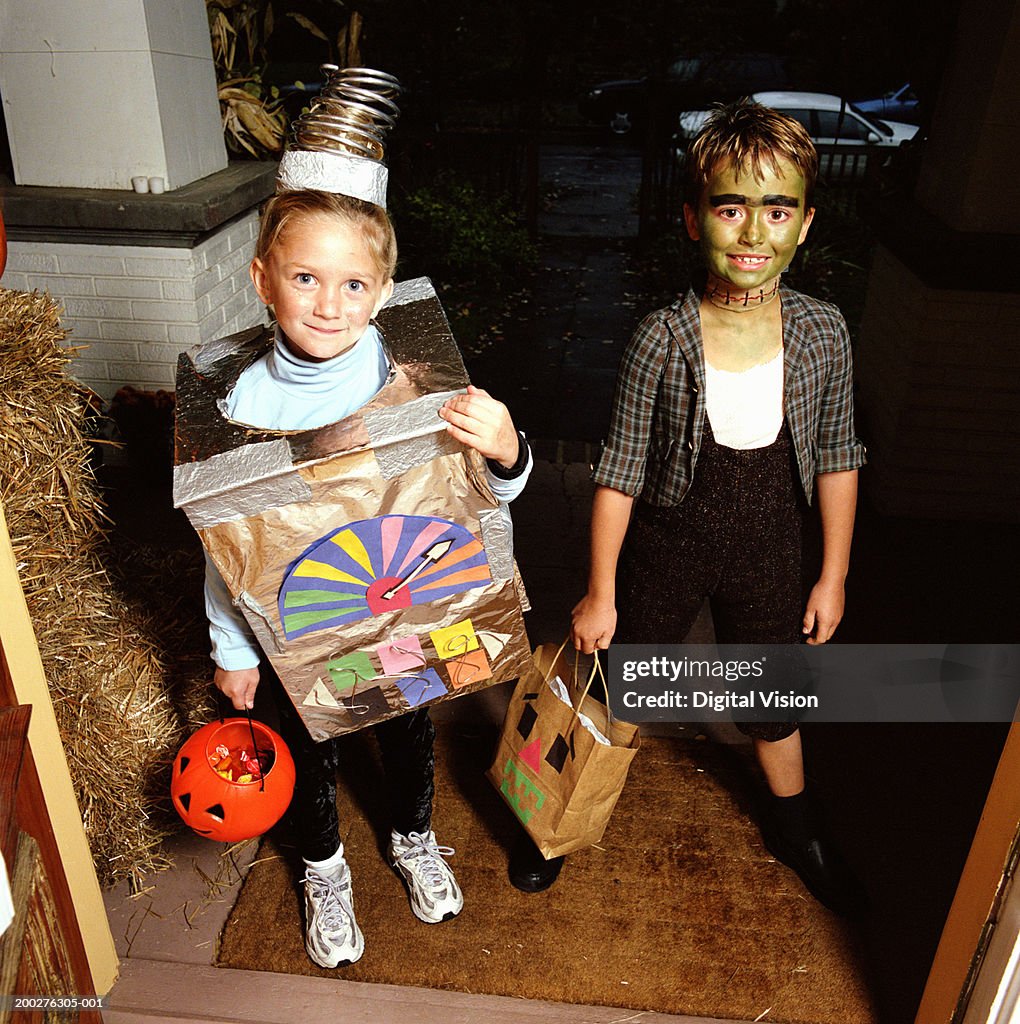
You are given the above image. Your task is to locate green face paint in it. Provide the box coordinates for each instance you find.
[684,157,815,295]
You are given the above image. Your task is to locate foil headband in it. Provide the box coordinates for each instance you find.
[276,65,401,207]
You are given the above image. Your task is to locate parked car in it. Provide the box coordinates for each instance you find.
[579,53,789,135]
[675,91,919,180]
[853,83,919,125]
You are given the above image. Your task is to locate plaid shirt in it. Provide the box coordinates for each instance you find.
[594,283,866,506]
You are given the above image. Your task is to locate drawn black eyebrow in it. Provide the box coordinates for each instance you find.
[708,194,801,208]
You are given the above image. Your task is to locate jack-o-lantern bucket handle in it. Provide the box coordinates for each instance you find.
[242,708,266,792]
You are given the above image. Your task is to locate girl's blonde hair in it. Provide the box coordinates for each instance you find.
[255,190,398,279]
[685,99,819,209]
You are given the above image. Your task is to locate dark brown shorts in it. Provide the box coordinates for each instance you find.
[616,420,807,741]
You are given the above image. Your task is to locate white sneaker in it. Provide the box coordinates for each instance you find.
[388,829,464,924]
[302,858,364,967]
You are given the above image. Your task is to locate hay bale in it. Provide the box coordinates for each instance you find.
[0,287,208,889]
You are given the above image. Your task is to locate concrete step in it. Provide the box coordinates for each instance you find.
[105,958,739,1024]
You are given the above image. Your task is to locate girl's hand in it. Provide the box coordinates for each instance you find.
[439,385,519,467]
[571,593,618,654]
[214,666,260,710]
[802,578,845,645]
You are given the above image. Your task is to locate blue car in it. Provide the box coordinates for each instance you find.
[853,84,919,125]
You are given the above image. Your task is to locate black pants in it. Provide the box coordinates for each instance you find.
[264,663,435,862]
[616,421,807,742]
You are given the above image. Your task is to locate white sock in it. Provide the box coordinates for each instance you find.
[304,843,345,875]
[392,825,432,842]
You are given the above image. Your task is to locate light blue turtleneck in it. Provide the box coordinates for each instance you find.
[224,324,392,430]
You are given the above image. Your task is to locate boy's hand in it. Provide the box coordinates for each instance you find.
[571,593,618,654]
[802,578,845,645]
[214,666,260,710]
[439,385,519,468]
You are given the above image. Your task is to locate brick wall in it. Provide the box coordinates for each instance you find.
[856,246,1020,522]
[3,210,265,401]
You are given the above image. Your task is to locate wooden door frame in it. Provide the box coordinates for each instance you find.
[917,723,1020,1022]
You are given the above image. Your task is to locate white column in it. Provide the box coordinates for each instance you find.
[0,0,227,191]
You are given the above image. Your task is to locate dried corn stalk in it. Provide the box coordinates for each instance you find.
[219,82,288,156]
[205,1,362,158]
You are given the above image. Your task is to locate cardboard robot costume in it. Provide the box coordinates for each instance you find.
[172,68,532,741]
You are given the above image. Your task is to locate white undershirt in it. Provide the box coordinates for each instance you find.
[705,347,784,449]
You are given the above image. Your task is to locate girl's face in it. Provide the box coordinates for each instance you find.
[250,212,394,362]
[683,156,815,293]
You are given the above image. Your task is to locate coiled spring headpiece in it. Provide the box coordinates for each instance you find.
[291,66,401,161]
[277,66,402,208]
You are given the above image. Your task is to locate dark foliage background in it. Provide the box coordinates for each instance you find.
[251,0,962,349]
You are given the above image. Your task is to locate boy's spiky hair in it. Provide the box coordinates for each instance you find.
[685,99,818,208]
[255,189,398,279]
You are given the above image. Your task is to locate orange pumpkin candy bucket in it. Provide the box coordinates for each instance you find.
[171,717,295,842]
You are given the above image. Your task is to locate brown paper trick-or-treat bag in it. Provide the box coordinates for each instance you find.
[173,278,531,741]
[488,641,640,858]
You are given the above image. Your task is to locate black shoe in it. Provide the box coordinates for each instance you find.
[760,817,867,917]
[508,834,564,893]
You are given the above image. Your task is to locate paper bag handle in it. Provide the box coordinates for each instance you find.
[537,637,572,686]
[540,638,619,730]
[568,648,619,726]
[544,639,617,729]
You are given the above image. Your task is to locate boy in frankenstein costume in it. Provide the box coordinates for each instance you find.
[513,100,866,915]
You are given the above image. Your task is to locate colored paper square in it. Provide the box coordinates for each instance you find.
[395,668,448,709]
[545,733,572,774]
[338,685,392,721]
[430,619,479,660]
[377,634,426,676]
[445,647,492,689]
[326,651,377,694]
[517,702,538,741]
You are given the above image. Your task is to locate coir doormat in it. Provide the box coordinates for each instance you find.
[216,724,877,1023]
